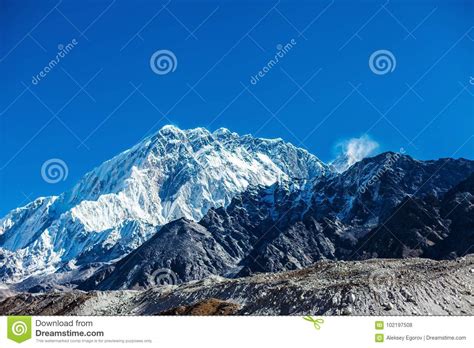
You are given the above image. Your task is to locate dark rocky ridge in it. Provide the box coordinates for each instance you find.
[357,173,474,259]
[78,154,474,291]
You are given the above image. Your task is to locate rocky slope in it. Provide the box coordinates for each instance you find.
[0,126,327,286]
[1,256,473,315]
[357,173,474,259]
[81,161,474,291]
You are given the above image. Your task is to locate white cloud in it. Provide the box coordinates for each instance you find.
[331,135,379,172]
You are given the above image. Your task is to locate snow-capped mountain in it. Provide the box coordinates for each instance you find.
[0,125,328,285]
[2,125,474,291]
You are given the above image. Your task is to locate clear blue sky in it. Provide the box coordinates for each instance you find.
[1,0,473,215]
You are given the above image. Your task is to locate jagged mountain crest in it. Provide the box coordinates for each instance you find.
[0,125,328,285]
[1,125,474,290]
[54,125,328,224]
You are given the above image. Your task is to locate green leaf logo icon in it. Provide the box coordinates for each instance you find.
[7,316,32,343]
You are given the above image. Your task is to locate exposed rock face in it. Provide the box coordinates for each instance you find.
[81,165,474,291]
[79,218,239,290]
[357,173,474,259]
[1,256,472,315]
[159,298,241,315]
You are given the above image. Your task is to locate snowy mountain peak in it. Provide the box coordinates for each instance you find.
[0,125,329,285]
[212,127,232,136]
[159,124,183,133]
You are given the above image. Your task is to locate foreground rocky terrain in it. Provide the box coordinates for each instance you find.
[1,256,472,315]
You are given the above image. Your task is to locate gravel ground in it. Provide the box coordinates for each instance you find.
[1,256,472,316]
